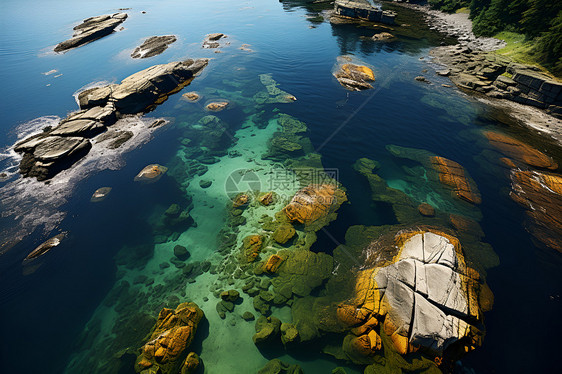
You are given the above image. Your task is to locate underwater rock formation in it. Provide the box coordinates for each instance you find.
[387,145,482,206]
[333,62,375,91]
[257,359,304,374]
[135,302,204,374]
[430,156,482,204]
[338,229,489,363]
[510,170,562,253]
[242,235,263,263]
[255,74,297,104]
[54,13,128,52]
[253,315,281,345]
[272,223,296,244]
[268,249,333,297]
[131,35,177,59]
[484,131,558,170]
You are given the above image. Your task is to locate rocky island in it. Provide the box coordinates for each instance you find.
[54,13,128,52]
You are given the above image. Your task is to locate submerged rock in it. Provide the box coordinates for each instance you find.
[135,302,204,374]
[54,13,128,52]
[431,156,482,204]
[510,170,562,253]
[417,203,435,217]
[272,223,296,244]
[24,232,67,260]
[90,187,112,202]
[334,62,375,91]
[242,235,263,262]
[270,250,333,297]
[484,131,558,170]
[173,245,190,260]
[253,316,281,345]
[134,164,168,182]
[338,229,489,361]
[131,35,177,59]
[257,359,304,374]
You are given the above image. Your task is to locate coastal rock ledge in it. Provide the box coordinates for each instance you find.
[54,13,128,52]
[14,58,208,180]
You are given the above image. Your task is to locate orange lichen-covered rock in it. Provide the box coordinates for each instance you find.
[283,184,340,225]
[342,64,375,81]
[242,235,263,262]
[135,302,204,374]
[510,170,562,253]
[431,156,482,204]
[334,60,375,91]
[263,254,284,273]
[485,131,558,170]
[340,229,488,363]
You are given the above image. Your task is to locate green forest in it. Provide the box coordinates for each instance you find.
[427,0,562,76]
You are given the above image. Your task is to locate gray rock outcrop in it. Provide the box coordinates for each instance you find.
[14,58,208,180]
[131,35,177,59]
[54,13,127,52]
[431,45,562,118]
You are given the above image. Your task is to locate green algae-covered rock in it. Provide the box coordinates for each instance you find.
[272,223,296,244]
[253,316,281,346]
[257,359,304,374]
[270,249,333,298]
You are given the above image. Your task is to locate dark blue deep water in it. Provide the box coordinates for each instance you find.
[1,1,561,373]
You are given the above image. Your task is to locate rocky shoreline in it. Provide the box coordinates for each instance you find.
[393,2,562,145]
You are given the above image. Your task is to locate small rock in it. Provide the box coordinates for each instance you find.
[418,203,435,217]
[199,180,212,188]
[173,245,190,260]
[242,311,255,321]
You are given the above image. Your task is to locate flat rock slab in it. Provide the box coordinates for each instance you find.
[32,136,91,161]
[131,35,177,59]
[54,13,127,52]
[78,58,209,114]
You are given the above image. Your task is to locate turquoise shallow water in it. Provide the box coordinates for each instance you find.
[0,0,561,373]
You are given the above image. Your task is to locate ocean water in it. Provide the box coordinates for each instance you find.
[0,0,561,373]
